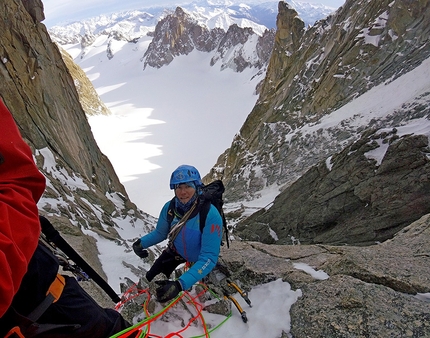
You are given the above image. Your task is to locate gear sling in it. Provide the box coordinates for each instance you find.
[4,273,66,338]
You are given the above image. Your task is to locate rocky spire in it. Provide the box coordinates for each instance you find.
[208,0,430,205]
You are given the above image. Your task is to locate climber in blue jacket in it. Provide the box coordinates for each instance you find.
[132,165,223,302]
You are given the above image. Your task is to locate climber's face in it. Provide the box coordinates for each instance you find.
[175,183,196,204]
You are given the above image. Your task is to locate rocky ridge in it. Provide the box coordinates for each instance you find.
[143,7,275,73]
[47,1,333,45]
[206,0,430,204]
[47,1,333,78]
[59,46,111,116]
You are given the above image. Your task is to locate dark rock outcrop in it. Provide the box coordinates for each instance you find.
[143,7,224,69]
[210,24,275,72]
[143,7,274,72]
[235,129,430,245]
[22,0,44,23]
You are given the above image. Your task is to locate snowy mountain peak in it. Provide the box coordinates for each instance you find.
[48,1,334,44]
[206,0,235,5]
[48,0,335,77]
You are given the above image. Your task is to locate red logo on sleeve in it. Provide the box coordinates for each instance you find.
[211,224,221,237]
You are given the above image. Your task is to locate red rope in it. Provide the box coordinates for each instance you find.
[115,282,212,338]
[116,283,148,311]
[184,291,210,338]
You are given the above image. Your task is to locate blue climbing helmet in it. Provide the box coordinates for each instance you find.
[169,165,202,189]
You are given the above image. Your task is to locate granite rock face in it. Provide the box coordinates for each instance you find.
[59,46,111,116]
[143,7,274,73]
[219,214,430,337]
[235,129,430,245]
[0,0,154,276]
[207,0,430,206]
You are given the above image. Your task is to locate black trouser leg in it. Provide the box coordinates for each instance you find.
[146,249,185,282]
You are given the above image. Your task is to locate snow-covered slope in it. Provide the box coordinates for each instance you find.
[62,33,261,217]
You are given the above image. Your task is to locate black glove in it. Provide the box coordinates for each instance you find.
[155,280,182,303]
[132,239,148,258]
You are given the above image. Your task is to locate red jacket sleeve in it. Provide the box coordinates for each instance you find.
[0,99,46,317]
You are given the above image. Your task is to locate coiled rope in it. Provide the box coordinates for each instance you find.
[110,282,231,338]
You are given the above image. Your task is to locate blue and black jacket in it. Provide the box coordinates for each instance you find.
[140,200,223,290]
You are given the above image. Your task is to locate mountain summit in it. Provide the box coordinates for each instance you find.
[48,1,334,63]
[142,7,275,72]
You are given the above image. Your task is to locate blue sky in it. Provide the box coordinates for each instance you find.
[42,0,346,27]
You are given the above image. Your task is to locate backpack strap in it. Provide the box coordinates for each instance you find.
[167,197,211,233]
[198,199,229,248]
[166,197,175,226]
[166,197,200,227]
[4,326,25,338]
[26,274,65,322]
[3,273,76,338]
[199,199,211,233]
[4,307,79,338]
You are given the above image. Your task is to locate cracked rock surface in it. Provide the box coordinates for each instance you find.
[220,214,430,337]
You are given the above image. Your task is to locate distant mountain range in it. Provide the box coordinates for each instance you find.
[48,0,336,44]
